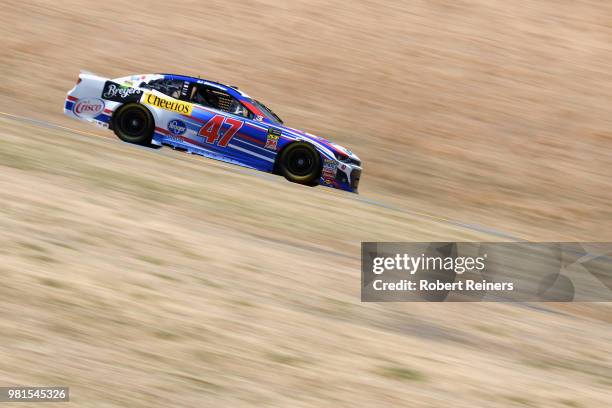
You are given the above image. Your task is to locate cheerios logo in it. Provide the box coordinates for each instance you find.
[143,92,193,115]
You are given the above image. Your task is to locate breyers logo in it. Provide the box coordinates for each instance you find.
[101,81,143,102]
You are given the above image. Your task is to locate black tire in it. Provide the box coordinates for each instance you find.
[111,103,154,145]
[277,142,322,185]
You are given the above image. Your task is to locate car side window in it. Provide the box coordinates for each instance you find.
[144,79,185,99]
[190,85,253,119]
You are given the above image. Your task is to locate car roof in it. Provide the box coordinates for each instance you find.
[153,73,283,124]
[157,73,249,101]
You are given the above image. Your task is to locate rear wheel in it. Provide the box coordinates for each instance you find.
[112,103,154,145]
[277,142,322,185]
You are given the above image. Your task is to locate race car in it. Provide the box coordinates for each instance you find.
[64,72,361,193]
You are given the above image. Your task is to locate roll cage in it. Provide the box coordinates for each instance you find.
[151,74,284,124]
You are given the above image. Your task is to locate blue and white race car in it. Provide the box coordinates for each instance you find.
[64,72,362,193]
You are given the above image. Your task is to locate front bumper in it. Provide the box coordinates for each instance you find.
[319,158,361,193]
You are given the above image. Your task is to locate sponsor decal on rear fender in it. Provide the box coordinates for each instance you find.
[101,81,143,102]
[73,98,105,118]
[142,92,193,115]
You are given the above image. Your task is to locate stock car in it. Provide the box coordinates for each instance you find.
[63,72,361,193]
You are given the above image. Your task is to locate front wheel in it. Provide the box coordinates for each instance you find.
[111,103,154,145]
[277,142,322,185]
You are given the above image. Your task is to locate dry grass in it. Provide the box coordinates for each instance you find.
[0,117,609,407]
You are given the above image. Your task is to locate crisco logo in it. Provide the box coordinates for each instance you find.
[73,98,105,118]
[168,119,187,135]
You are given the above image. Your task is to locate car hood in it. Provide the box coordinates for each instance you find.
[279,125,360,162]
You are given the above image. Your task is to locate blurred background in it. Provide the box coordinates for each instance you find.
[0,0,610,406]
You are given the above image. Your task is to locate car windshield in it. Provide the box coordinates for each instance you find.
[250,99,284,125]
